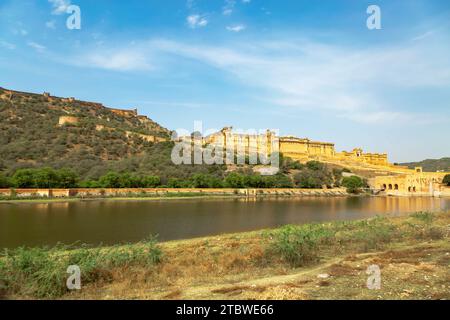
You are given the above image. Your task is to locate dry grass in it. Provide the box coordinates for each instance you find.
[2,211,450,300]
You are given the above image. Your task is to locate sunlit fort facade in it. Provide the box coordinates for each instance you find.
[205,127,389,166]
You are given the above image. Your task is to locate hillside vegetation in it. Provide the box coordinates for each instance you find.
[0,87,227,182]
[400,158,450,172]
[0,87,356,189]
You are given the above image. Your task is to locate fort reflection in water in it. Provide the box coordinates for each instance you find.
[1,196,449,249]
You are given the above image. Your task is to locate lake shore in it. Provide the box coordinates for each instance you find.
[1,211,449,300]
[0,187,350,204]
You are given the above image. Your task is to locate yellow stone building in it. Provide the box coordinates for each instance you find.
[205,127,389,167]
[371,167,450,196]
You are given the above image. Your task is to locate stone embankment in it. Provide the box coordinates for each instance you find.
[0,188,348,199]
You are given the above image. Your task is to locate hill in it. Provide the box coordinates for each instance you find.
[0,87,224,182]
[400,158,450,172]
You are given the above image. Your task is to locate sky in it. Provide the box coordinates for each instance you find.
[0,0,449,162]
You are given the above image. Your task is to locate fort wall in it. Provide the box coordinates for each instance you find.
[0,188,348,199]
[206,127,391,167]
[370,168,450,196]
[58,116,79,126]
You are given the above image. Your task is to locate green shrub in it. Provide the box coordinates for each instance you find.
[443,174,450,186]
[410,212,434,224]
[11,168,78,188]
[342,176,364,194]
[0,173,10,188]
[294,169,332,188]
[224,172,246,188]
[267,224,334,267]
[0,236,162,298]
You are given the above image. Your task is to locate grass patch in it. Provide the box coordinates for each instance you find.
[410,212,434,224]
[265,223,334,267]
[0,236,162,298]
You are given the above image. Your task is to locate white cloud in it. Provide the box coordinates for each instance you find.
[48,0,71,15]
[226,24,246,32]
[12,29,28,36]
[223,0,236,15]
[187,15,208,28]
[27,41,46,52]
[147,38,449,124]
[78,50,153,72]
[412,31,435,41]
[64,35,450,124]
[0,41,16,50]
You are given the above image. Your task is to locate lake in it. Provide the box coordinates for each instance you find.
[1,196,449,248]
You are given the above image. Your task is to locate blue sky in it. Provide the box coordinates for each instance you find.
[0,0,449,162]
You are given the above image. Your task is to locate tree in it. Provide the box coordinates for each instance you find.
[294,169,332,189]
[141,176,161,188]
[224,172,245,188]
[167,178,186,188]
[99,172,121,188]
[33,168,60,188]
[443,174,450,186]
[57,168,78,188]
[306,161,324,171]
[271,174,294,188]
[190,174,212,188]
[342,176,365,194]
[0,173,10,188]
[12,169,36,188]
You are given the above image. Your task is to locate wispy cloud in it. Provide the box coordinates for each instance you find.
[412,30,435,41]
[12,29,28,36]
[150,38,449,124]
[0,40,16,50]
[226,24,246,32]
[76,49,153,71]
[64,34,450,124]
[48,0,71,15]
[223,0,236,16]
[186,15,208,28]
[27,41,46,52]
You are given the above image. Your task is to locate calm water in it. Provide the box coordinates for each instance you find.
[1,197,449,249]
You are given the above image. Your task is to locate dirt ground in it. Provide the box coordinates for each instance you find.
[62,215,450,300]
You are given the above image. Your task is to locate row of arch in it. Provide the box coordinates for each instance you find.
[381,184,417,192]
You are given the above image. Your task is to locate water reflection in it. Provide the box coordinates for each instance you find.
[0,196,449,249]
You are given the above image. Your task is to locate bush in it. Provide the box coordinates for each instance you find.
[443,174,450,186]
[294,169,332,189]
[224,172,245,188]
[306,161,324,171]
[342,176,364,194]
[410,212,434,224]
[189,173,223,188]
[0,173,10,188]
[0,236,162,298]
[99,172,121,188]
[141,176,161,188]
[11,168,78,188]
[267,224,334,267]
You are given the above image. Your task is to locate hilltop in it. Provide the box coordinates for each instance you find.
[0,87,224,182]
[400,158,450,172]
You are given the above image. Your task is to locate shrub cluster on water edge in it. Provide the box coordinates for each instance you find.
[0,159,349,190]
[263,212,447,267]
[0,236,162,299]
